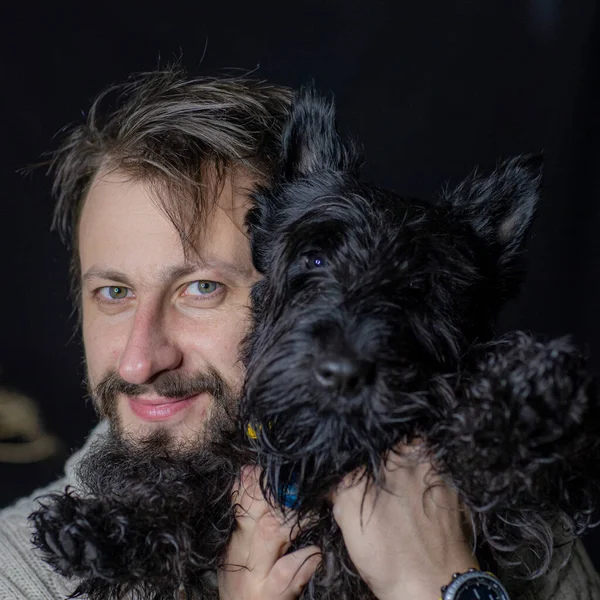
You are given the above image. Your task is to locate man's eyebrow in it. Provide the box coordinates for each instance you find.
[82,268,134,287]
[158,258,255,283]
[82,259,254,287]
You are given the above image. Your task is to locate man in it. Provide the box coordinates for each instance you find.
[0,67,598,600]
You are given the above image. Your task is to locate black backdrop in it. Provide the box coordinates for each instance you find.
[2,0,600,565]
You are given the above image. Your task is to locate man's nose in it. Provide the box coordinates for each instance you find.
[117,307,182,385]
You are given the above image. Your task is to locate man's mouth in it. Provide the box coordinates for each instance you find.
[127,394,200,422]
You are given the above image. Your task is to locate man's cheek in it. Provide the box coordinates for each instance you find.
[84,346,117,395]
[221,332,246,367]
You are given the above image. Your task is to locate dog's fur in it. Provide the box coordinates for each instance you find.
[30,88,600,600]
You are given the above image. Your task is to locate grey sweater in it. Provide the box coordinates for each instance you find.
[1,422,600,600]
[0,422,108,599]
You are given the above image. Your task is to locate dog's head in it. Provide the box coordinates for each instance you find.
[241,87,541,510]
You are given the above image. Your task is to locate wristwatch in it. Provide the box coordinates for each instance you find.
[440,568,510,600]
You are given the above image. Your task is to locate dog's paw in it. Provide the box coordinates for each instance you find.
[437,332,600,516]
[30,488,201,599]
[427,332,600,576]
[30,489,121,580]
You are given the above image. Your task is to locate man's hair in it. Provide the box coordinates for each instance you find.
[48,65,292,302]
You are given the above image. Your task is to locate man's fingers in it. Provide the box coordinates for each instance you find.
[330,440,436,505]
[229,465,300,578]
[246,511,295,578]
[330,442,432,528]
[331,471,378,528]
[234,466,272,522]
[222,466,318,599]
[330,468,371,506]
[263,545,321,600]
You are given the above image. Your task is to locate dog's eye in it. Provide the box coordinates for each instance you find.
[303,254,327,269]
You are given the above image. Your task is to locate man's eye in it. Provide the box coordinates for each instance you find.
[98,286,132,300]
[185,281,221,295]
[303,254,327,269]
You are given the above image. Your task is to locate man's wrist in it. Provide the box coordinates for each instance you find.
[387,561,480,600]
[440,568,510,600]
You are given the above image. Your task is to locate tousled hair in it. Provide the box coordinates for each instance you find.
[47,65,292,304]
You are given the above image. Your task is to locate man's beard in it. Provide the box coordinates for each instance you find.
[88,366,239,451]
[74,366,242,529]
[66,366,246,591]
[62,406,244,600]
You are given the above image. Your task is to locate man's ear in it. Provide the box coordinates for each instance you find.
[280,85,361,180]
[441,154,542,281]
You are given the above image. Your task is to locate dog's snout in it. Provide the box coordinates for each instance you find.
[313,356,373,396]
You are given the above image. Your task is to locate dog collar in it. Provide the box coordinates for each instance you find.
[246,423,260,439]
[281,474,299,509]
[440,569,510,600]
[245,422,298,508]
[246,421,273,439]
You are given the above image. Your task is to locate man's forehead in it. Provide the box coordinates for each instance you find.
[79,167,258,282]
[81,167,255,240]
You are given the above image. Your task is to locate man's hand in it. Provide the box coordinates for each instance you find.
[331,443,479,600]
[218,466,321,600]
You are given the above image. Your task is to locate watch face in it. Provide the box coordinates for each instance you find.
[444,571,509,600]
[455,578,507,600]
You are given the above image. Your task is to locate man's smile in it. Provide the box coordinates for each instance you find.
[127,393,209,422]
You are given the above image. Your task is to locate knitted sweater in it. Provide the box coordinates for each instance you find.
[1,422,600,600]
[0,421,108,599]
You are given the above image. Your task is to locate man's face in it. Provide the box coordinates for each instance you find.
[78,169,259,445]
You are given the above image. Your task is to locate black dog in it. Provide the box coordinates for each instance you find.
[31,88,600,600]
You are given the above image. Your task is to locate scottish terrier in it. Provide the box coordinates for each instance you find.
[31,87,600,600]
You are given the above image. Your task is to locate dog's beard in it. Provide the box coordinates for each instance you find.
[88,366,239,452]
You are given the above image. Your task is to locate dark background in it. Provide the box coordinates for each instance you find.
[2,0,600,566]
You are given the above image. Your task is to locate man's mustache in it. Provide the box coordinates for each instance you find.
[96,369,229,399]
[91,367,235,420]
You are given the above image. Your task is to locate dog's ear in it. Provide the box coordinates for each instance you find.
[280,85,361,180]
[442,154,542,278]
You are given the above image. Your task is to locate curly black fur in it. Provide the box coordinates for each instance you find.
[240,88,600,586]
[30,86,600,600]
[30,427,243,600]
[30,423,366,600]
[432,332,600,577]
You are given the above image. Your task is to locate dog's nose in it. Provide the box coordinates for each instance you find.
[313,357,373,395]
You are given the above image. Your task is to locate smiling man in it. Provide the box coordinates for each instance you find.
[79,170,257,446]
[0,67,598,600]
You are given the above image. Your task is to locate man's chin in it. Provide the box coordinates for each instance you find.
[117,420,205,449]
[111,406,204,450]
